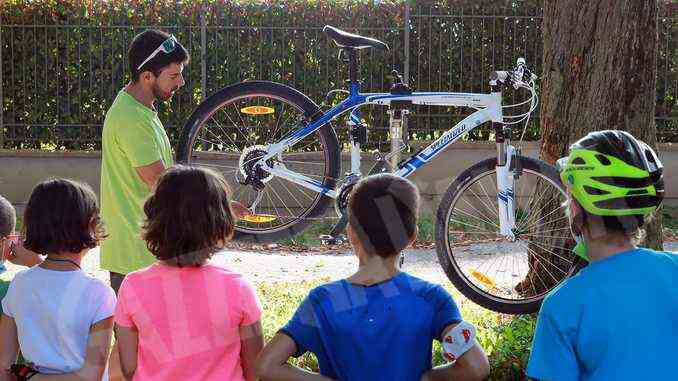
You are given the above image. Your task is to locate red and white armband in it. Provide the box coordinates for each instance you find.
[441,321,476,363]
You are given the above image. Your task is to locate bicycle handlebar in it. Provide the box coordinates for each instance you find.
[490,57,531,89]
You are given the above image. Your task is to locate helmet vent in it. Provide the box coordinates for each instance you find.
[594,195,661,210]
[592,176,652,188]
[627,189,648,196]
[572,157,586,165]
[584,185,610,195]
[595,154,612,166]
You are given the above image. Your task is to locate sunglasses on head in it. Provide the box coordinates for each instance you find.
[136,35,178,71]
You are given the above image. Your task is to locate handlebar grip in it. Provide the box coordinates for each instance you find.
[514,57,526,82]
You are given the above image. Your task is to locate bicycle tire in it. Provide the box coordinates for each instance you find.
[435,156,578,314]
[177,81,340,243]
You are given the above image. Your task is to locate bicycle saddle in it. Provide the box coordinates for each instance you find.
[323,25,389,50]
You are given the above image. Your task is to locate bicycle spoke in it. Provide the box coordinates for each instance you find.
[204,111,239,149]
[447,218,492,236]
[267,178,296,216]
[523,239,575,269]
[519,197,566,232]
[466,185,501,226]
[525,245,564,283]
[196,135,225,150]
[208,111,243,149]
[192,161,239,171]
[475,180,501,221]
[524,246,555,292]
[521,213,570,235]
[270,102,287,142]
[454,203,500,230]
[516,180,554,231]
[276,177,307,210]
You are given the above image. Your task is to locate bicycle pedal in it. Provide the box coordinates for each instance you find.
[319,234,346,246]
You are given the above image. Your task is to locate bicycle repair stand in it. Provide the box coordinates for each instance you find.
[320,70,412,247]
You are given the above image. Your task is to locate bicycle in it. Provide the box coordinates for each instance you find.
[177,26,579,314]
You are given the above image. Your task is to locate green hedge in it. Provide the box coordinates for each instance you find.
[0,0,675,150]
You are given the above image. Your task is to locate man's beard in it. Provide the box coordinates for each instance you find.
[153,83,176,102]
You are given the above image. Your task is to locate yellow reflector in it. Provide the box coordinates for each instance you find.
[241,106,275,115]
[241,214,278,223]
[469,270,497,289]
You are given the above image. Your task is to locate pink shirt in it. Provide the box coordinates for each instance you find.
[114,262,262,381]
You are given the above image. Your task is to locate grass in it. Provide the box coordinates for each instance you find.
[256,280,535,381]
[662,206,678,231]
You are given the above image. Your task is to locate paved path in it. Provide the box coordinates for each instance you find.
[5,242,676,286]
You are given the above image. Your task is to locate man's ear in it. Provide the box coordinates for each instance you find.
[140,70,153,83]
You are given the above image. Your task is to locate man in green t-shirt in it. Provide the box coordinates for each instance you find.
[100,30,189,293]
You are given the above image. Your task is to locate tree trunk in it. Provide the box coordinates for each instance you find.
[515,0,662,296]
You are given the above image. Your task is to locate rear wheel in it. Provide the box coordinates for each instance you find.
[177,81,340,243]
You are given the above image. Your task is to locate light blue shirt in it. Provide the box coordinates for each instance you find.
[527,248,678,381]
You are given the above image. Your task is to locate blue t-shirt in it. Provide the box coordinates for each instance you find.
[528,248,678,381]
[281,272,462,381]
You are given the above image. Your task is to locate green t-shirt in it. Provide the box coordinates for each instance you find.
[100,90,173,275]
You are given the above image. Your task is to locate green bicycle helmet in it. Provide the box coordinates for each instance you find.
[556,130,664,217]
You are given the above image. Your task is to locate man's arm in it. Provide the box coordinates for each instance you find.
[255,333,335,381]
[420,323,490,381]
[135,160,166,188]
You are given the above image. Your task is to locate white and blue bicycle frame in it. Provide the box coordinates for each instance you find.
[256,82,518,239]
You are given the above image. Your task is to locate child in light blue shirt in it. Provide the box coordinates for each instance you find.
[528,130,677,381]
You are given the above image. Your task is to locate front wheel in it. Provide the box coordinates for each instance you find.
[435,156,578,314]
[177,81,340,243]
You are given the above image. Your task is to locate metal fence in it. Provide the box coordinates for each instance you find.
[1,2,676,150]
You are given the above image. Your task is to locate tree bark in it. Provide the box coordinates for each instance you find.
[514,0,662,297]
[539,0,662,249]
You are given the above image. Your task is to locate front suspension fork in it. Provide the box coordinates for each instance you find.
[495,124,517,239]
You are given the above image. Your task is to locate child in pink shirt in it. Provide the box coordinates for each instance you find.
[114,165,263,381]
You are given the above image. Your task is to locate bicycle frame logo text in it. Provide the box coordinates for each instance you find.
[432,123,468,152]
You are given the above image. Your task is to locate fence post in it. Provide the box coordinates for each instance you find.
[0,18,4,149]
[403,0,410,86]
[200,3,207,102]
[401,0,411,157]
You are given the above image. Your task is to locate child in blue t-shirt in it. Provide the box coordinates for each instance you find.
[528,130,678,381]
[255,174,489,381]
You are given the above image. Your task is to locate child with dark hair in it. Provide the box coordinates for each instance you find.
[255,174,489,381]
[114,165,263,381]
[0,180,116,381]
[0,195,42,314]
[528,131,678,380]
